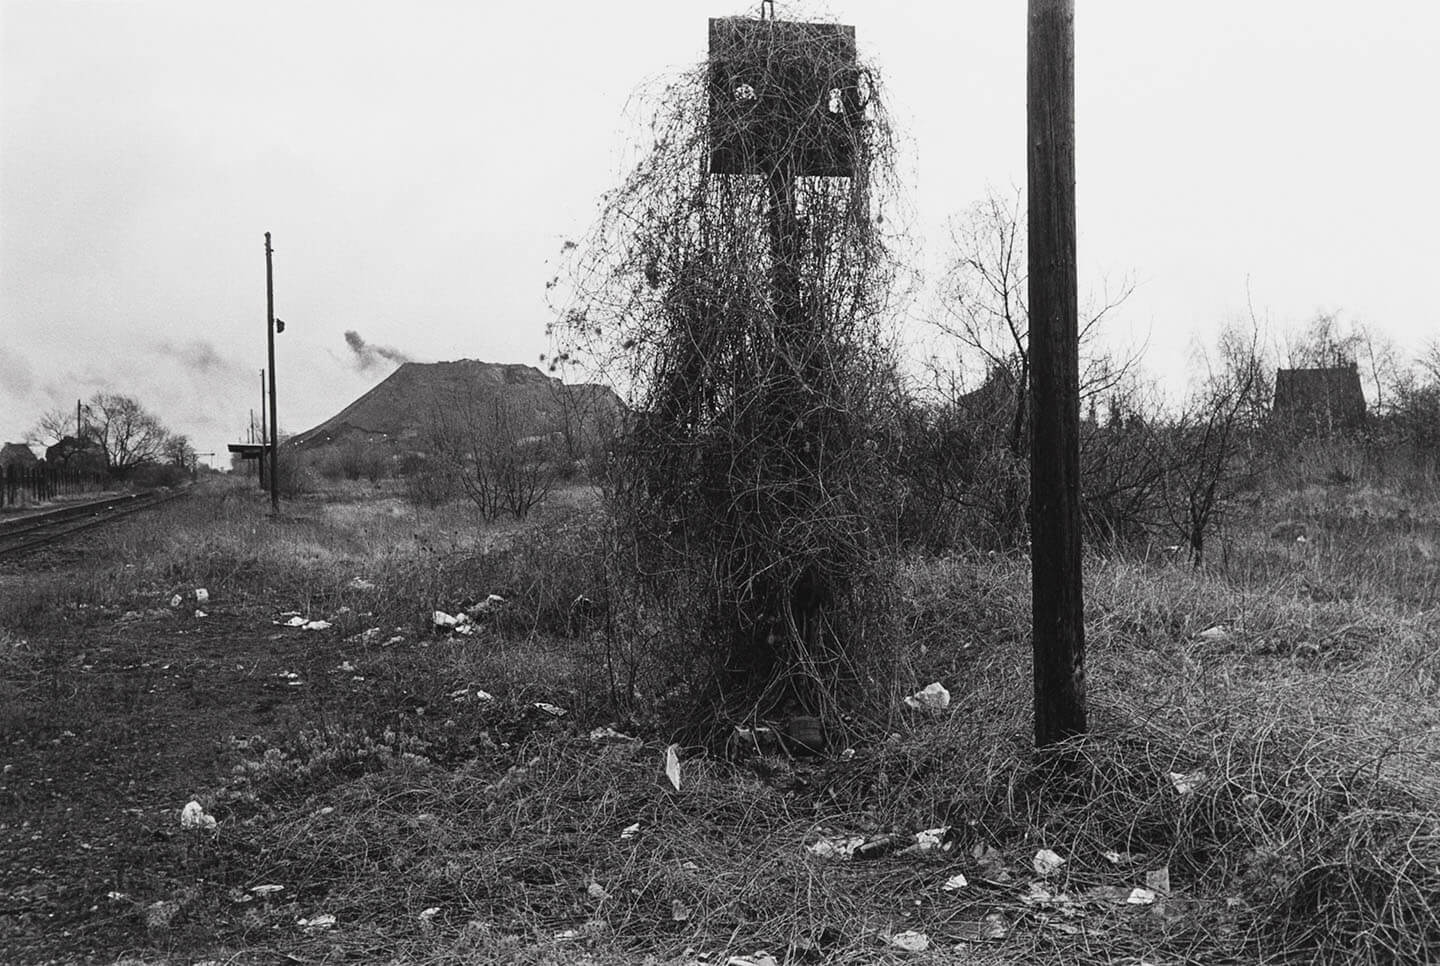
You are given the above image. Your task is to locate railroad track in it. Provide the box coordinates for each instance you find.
[0,488,189,559]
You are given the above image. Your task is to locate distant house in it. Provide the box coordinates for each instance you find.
[1272,364,1367,434]
[45,435,106,472]
[0,442,40,470]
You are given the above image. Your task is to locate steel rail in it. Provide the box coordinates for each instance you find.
[0,489,188,559]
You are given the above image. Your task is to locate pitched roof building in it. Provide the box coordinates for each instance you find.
[0,442,40,469]
[1272,364,1367,434]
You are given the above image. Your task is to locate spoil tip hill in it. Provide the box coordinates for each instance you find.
[287,360,619,455]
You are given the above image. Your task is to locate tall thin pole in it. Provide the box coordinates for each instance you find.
[258,370,268,490]
[265,232,279,512]
[1028,0,1086,746]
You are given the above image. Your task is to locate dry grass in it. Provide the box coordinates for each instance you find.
[6,472,1439,964]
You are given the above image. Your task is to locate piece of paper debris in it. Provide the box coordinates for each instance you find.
[1127,887,1157,905]
[1021,882,1054,906]
[419,906,440,919]
[887,930,930,952]
[1032,848,1066,876]
[915,826,950,851]
[952,913,1009,941]
[725,954,778,966]
[1168,770,1203,795]
[534,702,567,717]
[1145,866,1171,894]
[179,801,216,830]
[664,743,682,791]
[194,588,209,604]
[298,913,336,929]
[942,873,969,891]
[903,681,950,711]
[808,834,865,859]
[620,823,641,839]
[588,725,637,743]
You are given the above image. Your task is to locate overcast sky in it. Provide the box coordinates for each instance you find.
[2,1,1437,461]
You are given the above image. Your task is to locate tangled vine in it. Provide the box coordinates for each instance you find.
[551,11,907,724]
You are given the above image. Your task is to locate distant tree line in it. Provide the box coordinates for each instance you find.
[894,189,1440,565]
[25,392,195,485]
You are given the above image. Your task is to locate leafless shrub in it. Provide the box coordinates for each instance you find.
[1160,323,1268,565]
[428,392,557,521]
[272,445,314,498]
[898,187,1149,550]
[397,453,455,508]
[313,440,390,483]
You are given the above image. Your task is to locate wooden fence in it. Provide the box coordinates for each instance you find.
[0,464,107,510]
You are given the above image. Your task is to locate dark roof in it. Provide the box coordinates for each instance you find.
[1273,365,1367,432]
[0,442,39,467]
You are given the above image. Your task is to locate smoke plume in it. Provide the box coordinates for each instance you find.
[344,330,413,371]
[155,339,225,373]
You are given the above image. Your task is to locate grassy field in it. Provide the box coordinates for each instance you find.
[1,467,1437,965]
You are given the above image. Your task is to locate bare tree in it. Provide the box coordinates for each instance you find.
[26,407,80,450]
[1286,311,1363,369]
[1355,322,1403,415]
[933,187,1135,457]
[1214,318,1275,431]
[934,189,1030,454]
[88,393,169,478]
[162,433,196,469]
[1391,340,1440,450]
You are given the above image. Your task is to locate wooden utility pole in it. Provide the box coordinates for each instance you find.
[258,369,268,490]
[1027,0,1086,746]
[265,232,280,513]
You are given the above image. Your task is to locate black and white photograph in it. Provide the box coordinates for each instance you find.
[2,2,1438,963]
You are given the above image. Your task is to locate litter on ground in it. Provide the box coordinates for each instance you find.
[180,801,217,831]
[903,682,950,711]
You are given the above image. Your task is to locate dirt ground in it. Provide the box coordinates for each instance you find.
[1,544,369,964]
